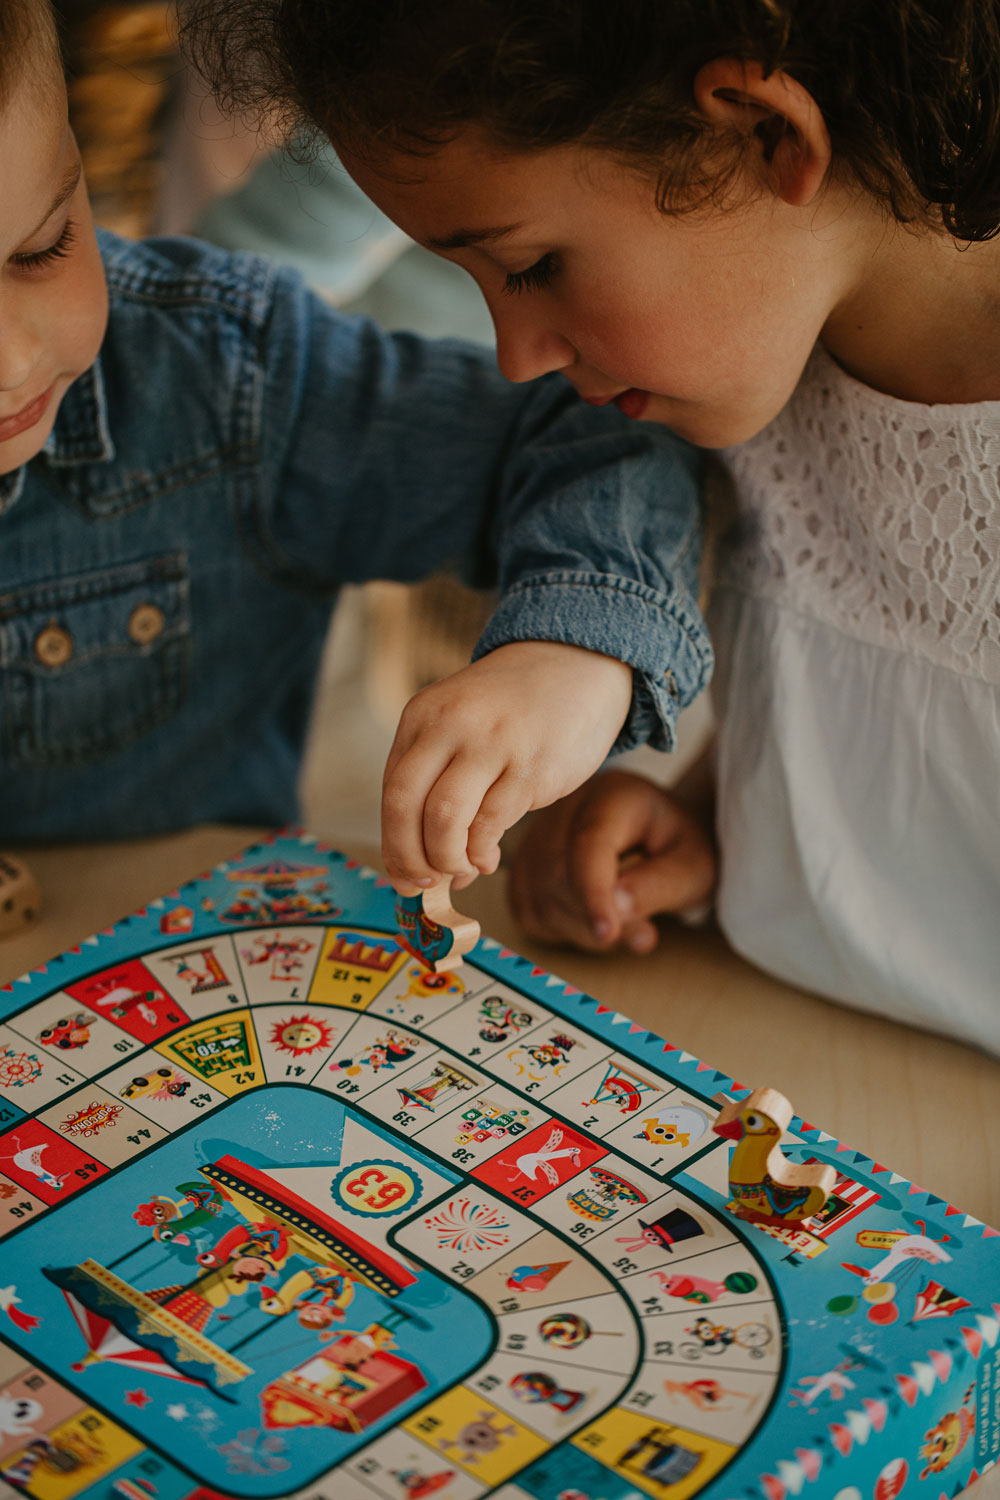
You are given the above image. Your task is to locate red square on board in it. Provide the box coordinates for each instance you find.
[472,1119,605,1205]
[0,1119,106,1204]
[65,960,189,1044]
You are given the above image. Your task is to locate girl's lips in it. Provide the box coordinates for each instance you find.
[613,388,650,420]
[0,383,55,443]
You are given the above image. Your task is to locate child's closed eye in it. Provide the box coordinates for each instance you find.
[503,251,558,296]
[11,220,78,274]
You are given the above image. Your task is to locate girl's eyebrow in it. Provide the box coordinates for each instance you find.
[426,222,523,250]
[23,160,82,243]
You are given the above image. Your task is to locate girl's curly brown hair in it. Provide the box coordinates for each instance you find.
[178,0,1000,242]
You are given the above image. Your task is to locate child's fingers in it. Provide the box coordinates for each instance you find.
[506,774,715,953]
[565,778,665,943]
[421,752,506,878]
[381,702,424,791]
[381,740,453,887]
[612,817,717,921]
[621,918,661,955]
[466,770,534,873]
[507,799,606,948]
[508,855,611,949]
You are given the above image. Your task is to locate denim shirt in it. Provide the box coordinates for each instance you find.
[0,231,711,839]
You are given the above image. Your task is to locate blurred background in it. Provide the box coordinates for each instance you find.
[58,0,707,849]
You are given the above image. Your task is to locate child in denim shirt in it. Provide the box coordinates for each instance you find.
[0,2,709,845]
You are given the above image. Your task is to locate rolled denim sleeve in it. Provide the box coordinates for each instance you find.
[256,266,712,752]
[471,399,710,752]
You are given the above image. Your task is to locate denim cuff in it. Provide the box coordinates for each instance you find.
[473,569,714,753]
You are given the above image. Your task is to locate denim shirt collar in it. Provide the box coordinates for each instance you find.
[0,357,115,514]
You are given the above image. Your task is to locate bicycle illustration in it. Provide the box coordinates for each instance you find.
[680,1315,773,1361]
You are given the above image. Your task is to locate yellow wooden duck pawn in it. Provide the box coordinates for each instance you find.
[713,1087,837,1228]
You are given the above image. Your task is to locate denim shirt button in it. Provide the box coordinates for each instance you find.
[34,624,74,668]
[128,603,166,645]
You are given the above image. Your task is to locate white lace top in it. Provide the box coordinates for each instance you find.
[710,343,1000,1053]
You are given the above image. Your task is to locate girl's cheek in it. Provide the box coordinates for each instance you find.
[567,313,637,374]
[69,232,109,354]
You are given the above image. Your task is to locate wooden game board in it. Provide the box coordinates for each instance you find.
[0,834,994,1500]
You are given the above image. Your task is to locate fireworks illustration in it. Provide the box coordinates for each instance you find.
[217,1428,290,1476]
[424,1197,511,1254]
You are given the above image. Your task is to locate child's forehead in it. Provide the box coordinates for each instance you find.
[356,129,607,188]
[342,132,644,243]
[0,2,64,112]
[0,39,67,143]
[0,68,75,245]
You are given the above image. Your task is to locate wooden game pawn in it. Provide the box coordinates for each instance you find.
[394,876,481,973]
[713,1086,836,1228]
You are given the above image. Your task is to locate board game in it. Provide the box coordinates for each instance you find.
[0,833,995,1500]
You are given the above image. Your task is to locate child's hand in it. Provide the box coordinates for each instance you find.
[382,641,633,891]
[507,769,717,953]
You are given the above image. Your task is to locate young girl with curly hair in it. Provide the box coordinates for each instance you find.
[184,1,1000,1050]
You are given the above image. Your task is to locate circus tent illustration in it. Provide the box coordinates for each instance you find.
[43,1155,417,1396]
[44,1259,252,1395]
[910,1279,972,1322]
[55,1277,205,1387]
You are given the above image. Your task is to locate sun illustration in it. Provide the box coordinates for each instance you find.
[269,1014,336,1058]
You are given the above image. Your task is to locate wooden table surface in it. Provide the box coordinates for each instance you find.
[3,825,999,1496]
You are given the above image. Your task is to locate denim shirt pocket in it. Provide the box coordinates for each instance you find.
[0,552,190,768]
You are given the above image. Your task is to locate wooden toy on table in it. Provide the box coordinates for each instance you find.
[713,1085,837,1227]
[0,853,40,935]
[394,876,481,972]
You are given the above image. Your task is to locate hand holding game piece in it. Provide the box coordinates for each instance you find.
[713,1086,837,1228]
[381,640,633,890]
[0,854,41,936]
[395,876,481,972]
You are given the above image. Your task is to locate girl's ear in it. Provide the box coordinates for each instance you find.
[693,58,831,207]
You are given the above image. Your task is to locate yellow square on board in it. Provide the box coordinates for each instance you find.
[308,928,409,1010]
[155,1010,262,1096]
[572,1406,736,1500]
[403,1385,548,1486]
[12,1408,141,1500]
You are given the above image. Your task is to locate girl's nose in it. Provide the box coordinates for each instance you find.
[0,311,41,393]
[491,304,576,384]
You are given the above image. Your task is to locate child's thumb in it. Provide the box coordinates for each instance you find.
[613,842,716,926]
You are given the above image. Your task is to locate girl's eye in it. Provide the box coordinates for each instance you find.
[11,219,77,273]
[503,251,557,296]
